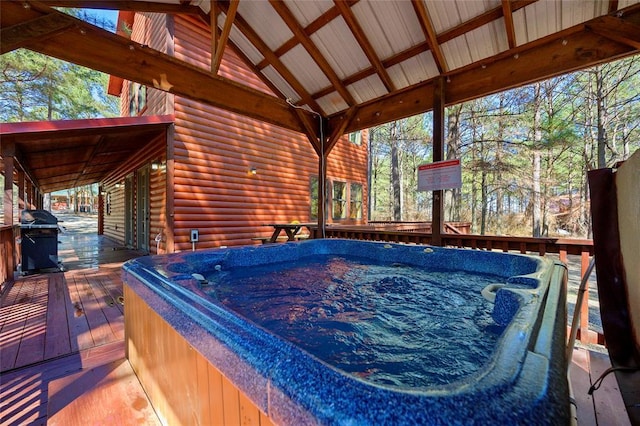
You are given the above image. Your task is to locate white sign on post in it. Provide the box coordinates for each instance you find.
[417,159,462,191]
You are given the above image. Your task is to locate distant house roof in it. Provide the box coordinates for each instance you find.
[1,115,174,193]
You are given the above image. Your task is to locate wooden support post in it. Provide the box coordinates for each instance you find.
[317,145,328,238]
[432,77,445,246]
[2,142,15,225]
[580,250,590,343]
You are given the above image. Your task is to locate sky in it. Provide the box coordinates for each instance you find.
[82,9,118,32]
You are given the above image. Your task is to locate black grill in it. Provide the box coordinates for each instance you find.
[20,209,60,273]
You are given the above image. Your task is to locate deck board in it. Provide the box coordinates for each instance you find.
[44,273,72,360]
[66,273,93,351]
[589,350,631,425]
[570,347,597,426]
[47,357,160,426]
[14,277,48,369]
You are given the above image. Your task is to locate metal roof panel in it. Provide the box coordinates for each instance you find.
[317,92,349,116]
[261,66,300,103]
[280,44,332,93]
[311,16,369,79]
[348,74,387,104]
[237,0,292,50]
[388,52,439,88]
[228,22,264,64]
[283,0,333,27]
[352,1,425,60]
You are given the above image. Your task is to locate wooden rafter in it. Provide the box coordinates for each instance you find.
[333,1,395,93]
[215,6,322,113]
[210,0,219,72]
[501,0,517,49]
[293,108,323,156]
[587,15,640,50]
[256,0,358,70]
[268,0,357,107]
[411,0,448,73]
[1,12,73,54]
[312,0,538,104]
[328,12,640,135]
[608,0,620,13]
[0,1,314,136]
[211,0,238,74]
[37,0,203,15]
[324,106,357,155]
[180,14,287,101]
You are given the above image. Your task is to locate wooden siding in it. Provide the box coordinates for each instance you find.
[102,184,125,244]
[171,17,368,251]
[101,134,167,251]
[124,285,274,426]
[149,159,167,254]
[108,13,368,252]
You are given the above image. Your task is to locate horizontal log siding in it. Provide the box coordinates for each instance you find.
[145,13,170,116]
[149,160,167,254]
[174,17,273,94]
[171,18,368,251]
[103,184,125,244]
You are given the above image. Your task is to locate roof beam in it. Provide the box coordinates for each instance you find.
[312,0,537,104]
[329,12,640,134]
[587,15,640,50]
[215,5,323,114]
[1,12,73,54]
[333,1,395,93]
[256,0,358,70]
[438,0,538,44]
[269,0,357,107]
[210,0,238,73]
[501,0,517,49]
[1,1,314,136]
[411,0,448,73]
[38,1,203,15]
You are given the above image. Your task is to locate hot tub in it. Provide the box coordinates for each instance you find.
[122,239,569,425]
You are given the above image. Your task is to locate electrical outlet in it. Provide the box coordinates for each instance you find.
[190,229,199,242]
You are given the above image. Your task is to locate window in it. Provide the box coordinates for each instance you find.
[129,82,147,116]
[332,181,347,220]
[312,177,364,221]
[348,131,362,146]
[349,183,363,219]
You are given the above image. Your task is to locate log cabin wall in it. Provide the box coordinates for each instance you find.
[106,13,368,253]
[100,134,167,251]
[170,16,368,251]
[102,183,125,244]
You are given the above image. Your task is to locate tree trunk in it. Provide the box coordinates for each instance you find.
[390,121,402,221]
[495,93,505,234]
[532,83,543,237]
[595,66,608,168]
[445,105,462,221]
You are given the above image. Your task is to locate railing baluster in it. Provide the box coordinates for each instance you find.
[580,250,590,344]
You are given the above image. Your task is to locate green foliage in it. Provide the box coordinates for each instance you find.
[369,55,640,238]
[0,48,119,122]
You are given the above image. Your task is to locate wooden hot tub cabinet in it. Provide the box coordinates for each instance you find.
[124,285,274,426]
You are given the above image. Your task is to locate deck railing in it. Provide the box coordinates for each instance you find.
[317,226,598,344]
[0,225,18,294]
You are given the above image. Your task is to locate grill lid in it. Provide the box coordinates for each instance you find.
[21,209,58,225]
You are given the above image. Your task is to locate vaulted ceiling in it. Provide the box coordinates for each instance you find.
[2,0,640,144]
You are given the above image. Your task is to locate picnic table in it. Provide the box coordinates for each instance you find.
[261,222,316,243]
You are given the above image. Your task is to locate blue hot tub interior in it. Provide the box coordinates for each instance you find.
[123,239,569,425]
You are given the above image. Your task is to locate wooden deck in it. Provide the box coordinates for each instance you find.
[0,215,632,425]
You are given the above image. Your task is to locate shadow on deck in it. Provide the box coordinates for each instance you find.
[0,213,630,425]
[0,213,159,425]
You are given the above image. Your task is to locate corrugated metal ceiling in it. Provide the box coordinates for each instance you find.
[205,0,639,117]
